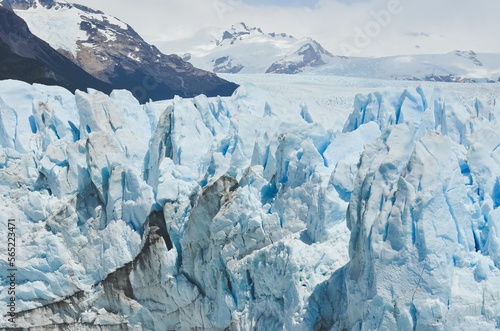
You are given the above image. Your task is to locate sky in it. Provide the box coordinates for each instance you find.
[76,0,500,57]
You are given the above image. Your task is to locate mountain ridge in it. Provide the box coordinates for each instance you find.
[177,22,336,75]
[172,22,500,83]
[1,0,238,101]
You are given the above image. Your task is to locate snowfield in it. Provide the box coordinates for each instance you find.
[0,75,499,330]
[13,1,129,57]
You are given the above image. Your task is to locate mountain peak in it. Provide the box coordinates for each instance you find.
[219,22,263,45]
[180,22,333,74]
[230,22,252,33]
[453,49,483,66]
[218,22,296,47]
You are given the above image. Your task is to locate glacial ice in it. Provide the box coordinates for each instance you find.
[0,78,499,330]
[310,83,500,330]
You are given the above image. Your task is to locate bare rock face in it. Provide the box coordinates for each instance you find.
[70,10,237,101]
[6,0,238,101]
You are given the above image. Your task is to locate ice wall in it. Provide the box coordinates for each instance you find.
[0,80,498,330]
[310,87,500,330]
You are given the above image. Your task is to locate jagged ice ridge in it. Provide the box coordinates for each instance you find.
[0,79,499,330]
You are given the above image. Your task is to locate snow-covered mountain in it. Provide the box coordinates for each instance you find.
[312,50,500,83]
[0,75,499,329]
[3,0,238,101]
[172,23,500,82]
[176,22,335,74]
[0,5,113,93]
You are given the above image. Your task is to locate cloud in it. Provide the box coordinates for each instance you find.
[75,0,500,56]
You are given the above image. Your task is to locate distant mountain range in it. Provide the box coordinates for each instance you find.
[179,22,336,75]
[310,50,500,83]
[0,0,238,101]
[175,23,500,83]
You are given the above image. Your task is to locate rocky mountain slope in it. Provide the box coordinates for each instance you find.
[0,5,113,93]
[2,0,238,101]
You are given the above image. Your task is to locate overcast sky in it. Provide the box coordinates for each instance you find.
[77,0,500,57]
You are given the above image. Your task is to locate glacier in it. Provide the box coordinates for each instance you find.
[0,76,499,330]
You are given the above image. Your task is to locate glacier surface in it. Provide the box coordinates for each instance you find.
[0,77,499,330]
